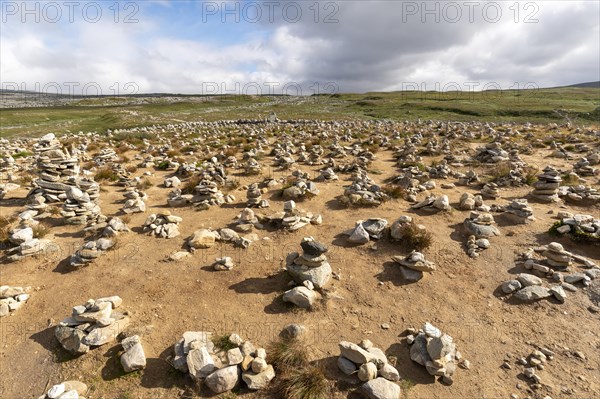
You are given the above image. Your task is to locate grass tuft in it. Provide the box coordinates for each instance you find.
[276,363,331,399]
[212,335,238,352]
[396,222,433,251]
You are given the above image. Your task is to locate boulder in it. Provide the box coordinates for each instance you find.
[205,365,241,394]
[362,378,401,399]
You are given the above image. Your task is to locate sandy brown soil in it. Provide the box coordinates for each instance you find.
[1,147,599,399]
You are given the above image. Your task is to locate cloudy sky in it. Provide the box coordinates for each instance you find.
[1,0,598,95]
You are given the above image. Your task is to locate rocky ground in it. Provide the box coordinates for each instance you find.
[1,119,599,399]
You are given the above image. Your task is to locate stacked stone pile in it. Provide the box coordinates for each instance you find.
[28,133,80,203]
[337,340,401,398]
[285,237,332,289]
[122,187,147,214]
[244,158,262,174]
[60,181,103,225]
[169,332,275,393]
[282,179,319,201]
[69,237,115,268]
[54,296,129,355]
[5,228,54,262]
[407,322,468,384]
[93,148,118,165]
[504,199,535,224]
[474,142,509,163]
[193,179,227,209]
[392,251,436,281]
[345,218,388,245]
[246,183,269,208]
[316,167,339,181]
[464,212,500,238]
[411,195,451,212]
[558,184,600,203]
[552,213,600,240]
[164,176,181,188]
[143,212,181,238]
[0,286,31,317]
[480,183,500,198]
[458,193,487,211]
[530,166,561,202]
[340,169,388,206]
[261,201,322,231]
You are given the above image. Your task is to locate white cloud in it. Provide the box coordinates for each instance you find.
[1,1,598,94]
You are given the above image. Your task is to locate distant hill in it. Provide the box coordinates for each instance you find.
[565,81,600,88]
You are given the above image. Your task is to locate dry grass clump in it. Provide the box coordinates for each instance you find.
[181,175,201,195]
[269,337,331,399]
[382,184,407,200]
[95,167,119,182]
[397,222,433,251]
[212,335,237,352]
[137,178,153,190]
[0,216,17,244]
[276,364,330,399]
[32,222,51,238]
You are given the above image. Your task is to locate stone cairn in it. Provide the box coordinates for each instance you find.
[282,179,319,201]
[69,217,129,268]
[122,187,147,214]
[316,167,339,181]
[234,208,260,232]
[28,133,80,203]
[169,332,275,394]
[261,200,322,232]
[55,296,129,355]
[283,280,321,309]
[456,170,480,186]
[93,148,118,165]
[37,381,88,399]
[340,169,388,206]
[337,340,401,398]
[458,193,486,211]
[285,237,332,289]
[164,176,181,188]
[530,166,561,202]
[503,199,535,224]
[60,182,103,225]
[480,182,500,199]
[345,218,388,245]
[542,242,573,270]
[0,286,31,317]
[194,179,227,210]
[142,212,182,239]
[463,212,499,258]
[69,237,115,268]
[475,142,509,163]
[407,322,468,384]
[558,184,600,203]
[411,194,451,212]
[392,251,436,282]
[244,158,262,175]
[501,273,566,304]
[6,222,54,262]
[573,157,597,176]
[552,213,600,240]
[246,183,269,208]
